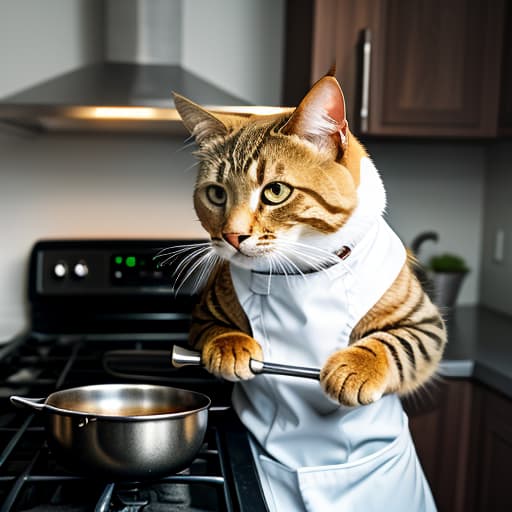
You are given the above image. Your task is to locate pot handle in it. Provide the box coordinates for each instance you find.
[172,345,321,380]
[10,396,46,411]
[171,346,202,368]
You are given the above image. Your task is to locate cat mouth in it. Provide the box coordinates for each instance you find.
[223,242,272,259]
[212,235,273,256]
[211,237,273,264]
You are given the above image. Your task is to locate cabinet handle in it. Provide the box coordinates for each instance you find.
[360,28,372,133]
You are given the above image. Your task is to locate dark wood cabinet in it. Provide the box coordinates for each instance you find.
[402,380,512,512]
[284,0,507,138]
[474,385,512,511]
[499,0,512,135]
[402,379,475,512]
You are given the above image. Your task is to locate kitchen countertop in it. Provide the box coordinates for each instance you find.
[439,305,512,399]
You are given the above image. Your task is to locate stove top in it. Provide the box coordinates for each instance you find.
[0,240,268,512]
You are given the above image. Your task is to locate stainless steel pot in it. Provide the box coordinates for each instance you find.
[10,383,210,480]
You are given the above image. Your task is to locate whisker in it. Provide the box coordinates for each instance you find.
[190,252,220,293]
[171,246,211,278]
[170,246,216,293]
[183,161,200,173]
[270,252,291,286]
[274,250,306,281]
[277,244,329,273]
[276,238,354,274]
[174,133,196,149]
[175,139,198,153]
[278,238,340,263]
[266,254,274,291]
[154,242,210,257]
[173,250,216,295]
[203,253,220,284]
[155,248,207,263]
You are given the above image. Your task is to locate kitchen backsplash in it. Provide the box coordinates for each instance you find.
[0,0,103,99]
[0,131,201,329]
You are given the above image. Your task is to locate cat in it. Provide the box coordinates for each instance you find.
[173,74,445,512]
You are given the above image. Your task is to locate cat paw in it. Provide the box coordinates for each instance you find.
[202,333,263,382]
[320,342,390,406]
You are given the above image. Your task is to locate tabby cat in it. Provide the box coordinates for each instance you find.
[173,74,445,511]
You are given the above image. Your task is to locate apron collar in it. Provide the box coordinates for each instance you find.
[249,255,350,295]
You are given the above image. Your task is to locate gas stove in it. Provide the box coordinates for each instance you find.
[0,240,268,512]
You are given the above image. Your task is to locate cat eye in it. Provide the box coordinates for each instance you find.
[261,182,293,205]
[206,185,227,206]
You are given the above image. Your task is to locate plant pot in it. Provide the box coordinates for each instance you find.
[430,271,467,310]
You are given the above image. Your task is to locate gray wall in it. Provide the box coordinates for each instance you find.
[182,0,285,105]
[0,0,285,106]
[0,0,103,98]
[367,141,485,307]
[480,142,512,316]
[0,132,199,330]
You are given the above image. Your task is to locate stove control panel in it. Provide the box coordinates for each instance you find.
[30,240,206,297]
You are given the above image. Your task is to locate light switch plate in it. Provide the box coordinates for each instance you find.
[494,228,505,263]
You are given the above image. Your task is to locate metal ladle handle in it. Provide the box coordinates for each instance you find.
[172,345,321,381]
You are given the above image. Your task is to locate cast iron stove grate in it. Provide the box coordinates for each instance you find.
[0,335,255,512]
[0,410,230,511]
[0,240,270,511]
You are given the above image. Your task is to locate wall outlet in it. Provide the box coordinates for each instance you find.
[493,229,505,263]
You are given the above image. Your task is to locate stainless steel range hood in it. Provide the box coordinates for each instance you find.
[0,0,285,134]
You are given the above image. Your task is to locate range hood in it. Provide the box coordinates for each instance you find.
[0,0,285,134]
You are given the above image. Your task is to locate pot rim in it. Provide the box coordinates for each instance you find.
[11,383,211,422]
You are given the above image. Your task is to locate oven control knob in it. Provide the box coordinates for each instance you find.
[73,261,89,279]
[53,262,68,279]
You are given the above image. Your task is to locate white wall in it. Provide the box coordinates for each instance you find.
[480,141,512,316]
[182,0,285,105]
[367,141,485,306]
[0,0,103,98]
[0,131,200,333]
[0,0,285,105]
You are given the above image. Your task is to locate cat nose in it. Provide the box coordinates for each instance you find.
[223,233,250,249]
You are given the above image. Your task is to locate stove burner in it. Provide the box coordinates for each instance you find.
[106,483,197,511]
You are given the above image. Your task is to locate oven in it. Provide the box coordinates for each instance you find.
[0,240,268,511]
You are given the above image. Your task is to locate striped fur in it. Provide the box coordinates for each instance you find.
[188,256,446,404]
[174,76,446,406]
[321,255,446,405]
[189,261,261,381]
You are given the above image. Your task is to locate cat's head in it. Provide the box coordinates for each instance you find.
[174,75,382,273]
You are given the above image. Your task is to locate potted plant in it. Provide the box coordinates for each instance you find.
[428,253,469,311]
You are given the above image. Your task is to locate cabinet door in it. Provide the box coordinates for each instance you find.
[476,387,512,511]
[402,379,474,512]
[499,0,512,135]
[310,0,505,137]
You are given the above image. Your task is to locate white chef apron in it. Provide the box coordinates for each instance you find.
[230,217,436,511]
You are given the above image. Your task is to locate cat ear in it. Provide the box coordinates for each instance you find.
[281,75,348,148]
[173,92,228,145]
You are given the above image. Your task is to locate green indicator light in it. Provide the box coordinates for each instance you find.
[126,256,136,268]
[115,256,123,265]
